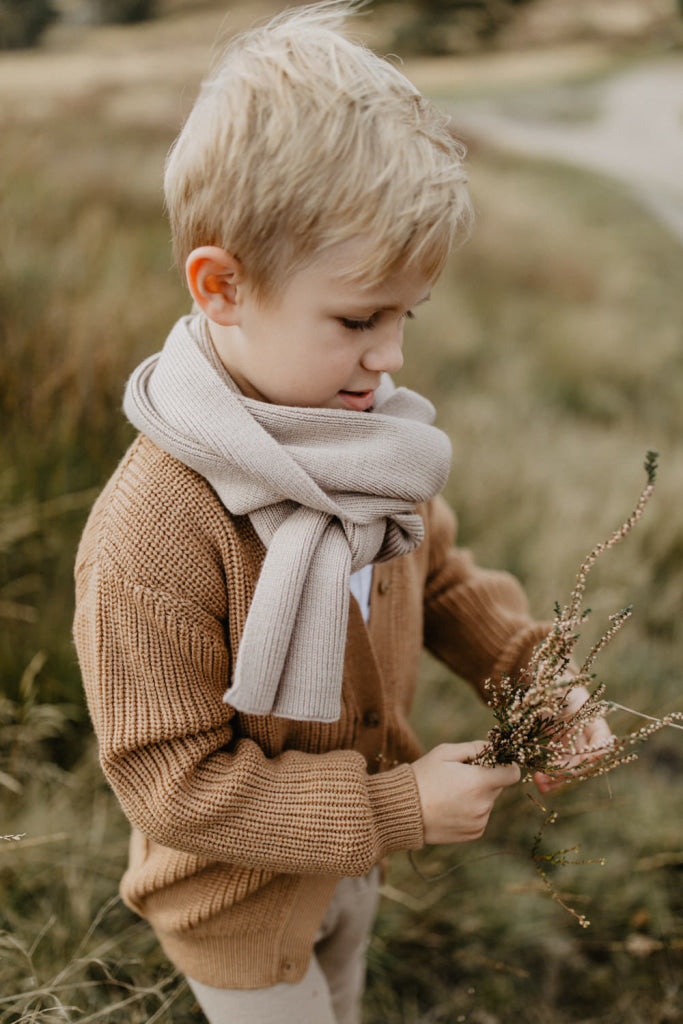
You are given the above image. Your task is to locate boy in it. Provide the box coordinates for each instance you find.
[74,3,603,1021]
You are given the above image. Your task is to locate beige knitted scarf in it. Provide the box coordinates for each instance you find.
[124,314,451,721]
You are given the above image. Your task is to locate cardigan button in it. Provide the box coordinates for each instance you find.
[377,578,391,595]
[363,710,381,728]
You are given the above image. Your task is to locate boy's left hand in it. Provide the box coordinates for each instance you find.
[534,684,613,794]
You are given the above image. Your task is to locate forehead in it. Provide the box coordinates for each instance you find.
[280,237,434,308]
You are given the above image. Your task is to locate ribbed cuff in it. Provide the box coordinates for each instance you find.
[367,763,424,857]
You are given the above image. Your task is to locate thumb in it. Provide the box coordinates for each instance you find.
[436,740,489,763]
[436,742,521,786]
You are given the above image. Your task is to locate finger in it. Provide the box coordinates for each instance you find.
[534,769,569,793]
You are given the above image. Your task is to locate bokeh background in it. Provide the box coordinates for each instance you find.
[1,1,682,1020]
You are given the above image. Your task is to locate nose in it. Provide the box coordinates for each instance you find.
[361,322,404,375]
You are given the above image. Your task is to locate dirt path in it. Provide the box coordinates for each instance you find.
[448,59,683,244]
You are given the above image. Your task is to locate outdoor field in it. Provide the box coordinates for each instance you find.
[1,2,682,1021]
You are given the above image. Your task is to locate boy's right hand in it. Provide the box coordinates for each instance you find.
[412,742,520,846]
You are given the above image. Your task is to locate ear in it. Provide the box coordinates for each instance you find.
[185,246,245,326]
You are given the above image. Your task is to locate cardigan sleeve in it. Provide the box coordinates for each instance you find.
[422,495,549,696]
[74,525,424,880]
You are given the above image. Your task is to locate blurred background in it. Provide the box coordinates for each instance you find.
[1,1,682,1021]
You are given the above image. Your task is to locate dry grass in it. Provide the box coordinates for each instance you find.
[1,4,682,1021]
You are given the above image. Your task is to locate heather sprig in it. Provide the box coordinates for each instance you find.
[528,794,604,929]
[471,451,682,783]
[408,453,680,917]
[459,451,683,926]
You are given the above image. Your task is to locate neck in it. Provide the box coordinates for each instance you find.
[207,321,267,403]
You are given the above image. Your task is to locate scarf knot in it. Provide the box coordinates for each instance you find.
[123,314,451,721]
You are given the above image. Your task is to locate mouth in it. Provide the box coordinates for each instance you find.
[338,389,375,412]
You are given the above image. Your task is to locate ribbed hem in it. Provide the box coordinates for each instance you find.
[367,763,424,855]
[152,874,338,989]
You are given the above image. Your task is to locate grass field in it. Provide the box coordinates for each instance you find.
[1,4,682,1022]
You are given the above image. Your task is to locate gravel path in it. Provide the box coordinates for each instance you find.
[450,59,683,244]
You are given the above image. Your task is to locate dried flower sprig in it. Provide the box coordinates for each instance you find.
[471,451,682,783]
[409,454,681,924]
[527,794,604,929]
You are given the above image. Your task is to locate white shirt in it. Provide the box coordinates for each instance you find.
[349,564,373,624]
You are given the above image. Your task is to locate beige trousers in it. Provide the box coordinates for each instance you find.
[186,867,381,1024]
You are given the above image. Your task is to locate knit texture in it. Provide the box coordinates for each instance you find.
[123,314,452,721]
[73,437,549,987]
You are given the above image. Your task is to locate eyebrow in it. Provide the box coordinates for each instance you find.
[350,292,432,315]
[380,292,431,311]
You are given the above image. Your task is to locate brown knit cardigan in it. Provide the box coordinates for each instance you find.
[73,434,546,988]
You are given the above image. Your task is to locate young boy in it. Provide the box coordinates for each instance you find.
[74,4,602,1021]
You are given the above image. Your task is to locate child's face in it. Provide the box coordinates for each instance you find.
[211,239,432,410]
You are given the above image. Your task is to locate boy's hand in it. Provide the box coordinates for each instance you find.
[412,742,520,846]
[534,684,613,794]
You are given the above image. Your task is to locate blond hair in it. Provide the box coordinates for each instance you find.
[164,0,472,297]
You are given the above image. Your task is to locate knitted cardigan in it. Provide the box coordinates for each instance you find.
[73,434,547,989]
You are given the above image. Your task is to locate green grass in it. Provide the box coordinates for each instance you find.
[1,29,682,1024]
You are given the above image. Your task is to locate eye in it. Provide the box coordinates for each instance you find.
[339,309,416,331]
[339,315,378,332]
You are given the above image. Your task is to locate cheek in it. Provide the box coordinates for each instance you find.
[314,349,358,384]
[290,332,355,377]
